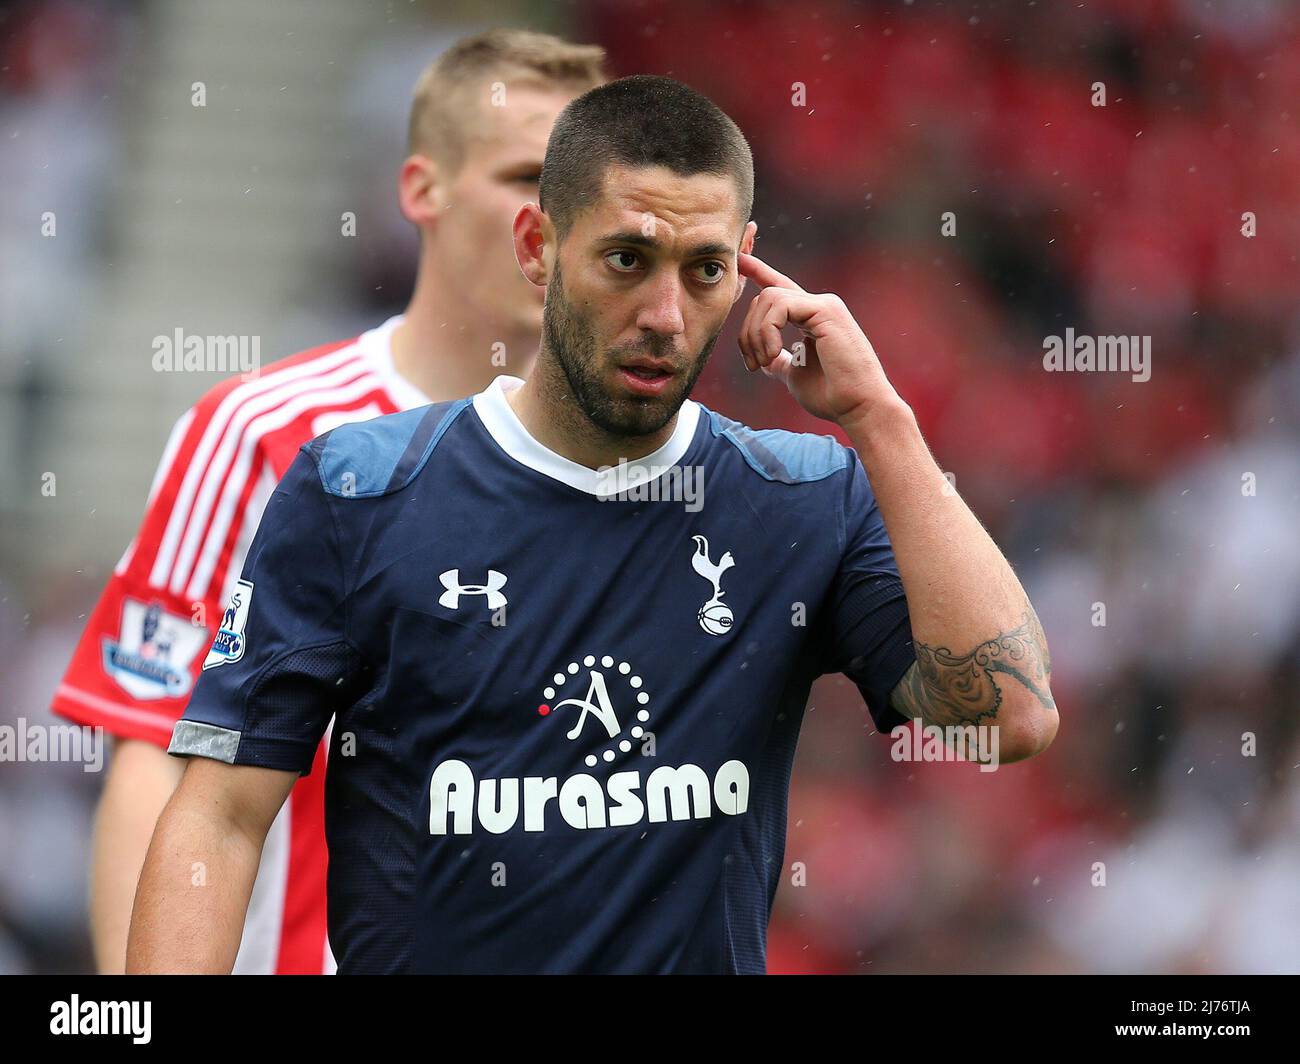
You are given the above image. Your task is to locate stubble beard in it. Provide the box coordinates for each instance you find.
[540,262,720,441]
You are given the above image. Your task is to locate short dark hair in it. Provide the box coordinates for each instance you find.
[538,75,754,236]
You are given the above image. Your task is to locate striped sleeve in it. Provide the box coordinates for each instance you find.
[53,337,387,746]
[52,380,280,747]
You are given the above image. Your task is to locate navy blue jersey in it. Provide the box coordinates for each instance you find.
[170,375,914,974]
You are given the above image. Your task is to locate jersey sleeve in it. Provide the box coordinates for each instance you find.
[51,403,244,747]
[168,447,360,775]
[816,448,915,734]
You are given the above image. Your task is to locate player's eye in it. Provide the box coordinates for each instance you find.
[605,250,641,272]
[514,172,541,185]
[691,261,727,285]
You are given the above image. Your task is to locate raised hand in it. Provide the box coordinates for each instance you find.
[736,252,903,426]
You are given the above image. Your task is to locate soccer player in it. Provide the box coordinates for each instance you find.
[129,75,1059,974]
[52,29,606,974]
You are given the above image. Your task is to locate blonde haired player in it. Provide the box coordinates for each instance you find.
[53,29,605,974]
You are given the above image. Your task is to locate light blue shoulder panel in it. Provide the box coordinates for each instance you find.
[307,398,471,499]
[704,408,848,485]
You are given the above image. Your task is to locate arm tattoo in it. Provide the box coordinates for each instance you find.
[889,608,1056,727]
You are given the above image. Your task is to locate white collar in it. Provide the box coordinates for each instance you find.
[357,314,433,412]
[472,375,701,497]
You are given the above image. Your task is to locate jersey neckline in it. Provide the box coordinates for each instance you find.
[356,315,433,413]
[471,375,701,498]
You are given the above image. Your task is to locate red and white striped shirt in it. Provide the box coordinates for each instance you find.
[53,315,427,974]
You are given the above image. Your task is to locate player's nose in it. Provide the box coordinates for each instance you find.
[634,270,686,338]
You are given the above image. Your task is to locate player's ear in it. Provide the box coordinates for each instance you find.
[740,220,757,255]
[398,154,447,229]
[732,220,758,305]
[513,203,552,286]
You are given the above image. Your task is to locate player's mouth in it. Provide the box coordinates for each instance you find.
[617,358,677,397]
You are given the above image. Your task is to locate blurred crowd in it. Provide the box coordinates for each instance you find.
[1,0,1297,973]
[0,0,139,973]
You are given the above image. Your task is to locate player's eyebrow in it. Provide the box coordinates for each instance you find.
[598,231,733,258]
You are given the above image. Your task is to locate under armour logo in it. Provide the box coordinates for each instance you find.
[438,569,508,611]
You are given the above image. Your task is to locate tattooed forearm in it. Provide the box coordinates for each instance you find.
[889,609,1056,728]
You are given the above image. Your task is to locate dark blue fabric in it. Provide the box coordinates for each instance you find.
[180,400,915,974]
